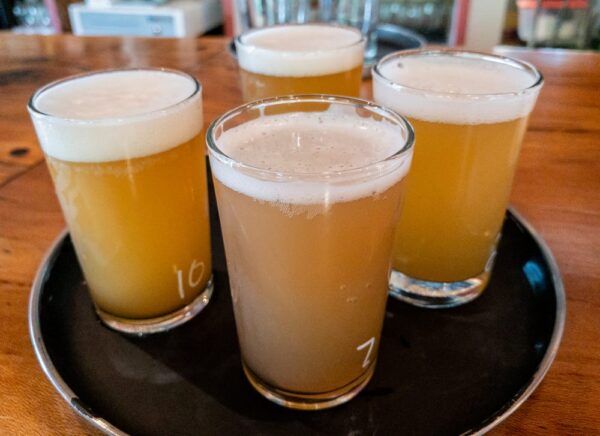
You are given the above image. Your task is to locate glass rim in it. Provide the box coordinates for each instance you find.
[206,94,414,181]
[372,49,544,98]
[27,67,202,124]
[235,23,367,53]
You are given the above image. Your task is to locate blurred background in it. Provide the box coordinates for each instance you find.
[1,0,599,50]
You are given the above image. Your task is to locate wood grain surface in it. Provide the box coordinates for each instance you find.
[0,34,598,435]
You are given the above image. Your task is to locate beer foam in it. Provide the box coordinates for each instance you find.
[373,53,542,125]
[236,25,365,77]
[210,112,411,205]
[29,70,202,162]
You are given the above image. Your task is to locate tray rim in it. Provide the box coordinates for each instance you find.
[28,228,127,436]
[28,207,566,436]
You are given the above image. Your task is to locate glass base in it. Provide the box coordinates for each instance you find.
[389,270,489,309]
[242,360,376,410]
[95,276,214,335]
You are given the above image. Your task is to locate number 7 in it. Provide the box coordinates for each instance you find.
[356,337,375,368]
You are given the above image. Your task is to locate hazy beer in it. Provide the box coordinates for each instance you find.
[207,96,413,409]
[235,24,365,101]
[373,51,543,308]
[29,69,213,334]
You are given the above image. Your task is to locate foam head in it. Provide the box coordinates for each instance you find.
[209,108,413,205]
[236,24,365,77]
[29,69,202,163]
[373,51,543,125]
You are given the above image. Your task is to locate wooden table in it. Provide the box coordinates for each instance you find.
[0,34,598,434]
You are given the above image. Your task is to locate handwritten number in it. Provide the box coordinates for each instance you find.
[356,337,375,368]
[175,259,205,300]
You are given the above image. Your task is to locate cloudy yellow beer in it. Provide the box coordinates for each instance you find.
[373,51,543,307]
[391,117,528,282]
[208,97,413,409]
[235,24,365,101]
[29,69,212,332]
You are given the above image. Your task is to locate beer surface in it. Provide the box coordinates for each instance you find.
[212,112,410,204]
[30,70,202,162]
[236,25,364,77]
[375,53,540,124]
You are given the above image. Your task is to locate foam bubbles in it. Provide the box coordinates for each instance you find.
[236,25,365,77]
[29,70,202,162]
[373,52,542,125]
[210,111,411,205]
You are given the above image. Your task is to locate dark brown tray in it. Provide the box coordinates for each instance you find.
[29,174,564,435]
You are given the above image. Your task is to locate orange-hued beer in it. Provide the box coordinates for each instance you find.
[207,96,413,409]
[235,24,365,101]
[373,50,543,308]
[388,117,528,282]
[29,69,213,334]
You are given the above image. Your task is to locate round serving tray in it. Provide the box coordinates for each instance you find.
[29,178,564,435]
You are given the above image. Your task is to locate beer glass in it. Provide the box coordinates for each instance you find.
[373,50,543,308]
[207,95,414,409]
[235,24,365,101]
[29,69,213,334]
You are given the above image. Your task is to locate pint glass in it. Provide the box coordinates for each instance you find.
[373,50,543,308]
[29,69,213,334]
[235,24,365,101]
[207,95,414,409]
